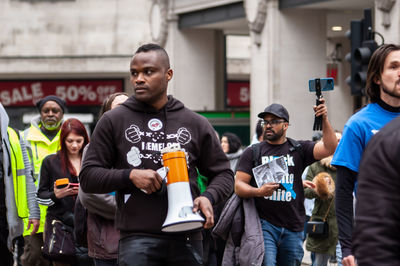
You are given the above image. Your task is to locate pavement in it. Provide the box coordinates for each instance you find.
[302,241,338,266]
[302,241,313,265]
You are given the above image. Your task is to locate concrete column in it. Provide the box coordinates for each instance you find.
[375,0,400,44]
[166,26,218,110]
[249,0,277,136]
[165,9,179,97]
[249,0,327,139]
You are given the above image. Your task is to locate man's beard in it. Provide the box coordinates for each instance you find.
[42,120,62,131]
[263,128,284,142]
[381,81,400,99]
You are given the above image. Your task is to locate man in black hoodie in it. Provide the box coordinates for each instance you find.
[80,43,234,266]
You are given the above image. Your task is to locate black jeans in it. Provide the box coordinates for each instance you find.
[118,234,203,266]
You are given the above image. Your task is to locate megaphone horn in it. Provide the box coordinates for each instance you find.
[161,145,204,232]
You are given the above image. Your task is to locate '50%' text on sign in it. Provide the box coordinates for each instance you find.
[0,79,124,106]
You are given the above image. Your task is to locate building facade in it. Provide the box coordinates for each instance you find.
[1,0,399,141]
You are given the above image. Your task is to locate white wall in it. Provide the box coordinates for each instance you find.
[0,0,152,74]
[166,28,219,110]
[324,37,354,132]
[278,9,328,139]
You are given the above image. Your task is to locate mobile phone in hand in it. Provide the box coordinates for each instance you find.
[55,178,69,189]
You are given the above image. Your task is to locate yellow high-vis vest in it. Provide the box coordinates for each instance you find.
[22,122,61,236]
[7,127,30,219]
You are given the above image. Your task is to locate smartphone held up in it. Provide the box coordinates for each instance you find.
[308,78,334,131]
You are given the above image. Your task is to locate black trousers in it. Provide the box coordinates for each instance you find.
[118,234,203,266]
[0,241,13,266]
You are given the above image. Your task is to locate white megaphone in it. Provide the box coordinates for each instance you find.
[161,144,204,232]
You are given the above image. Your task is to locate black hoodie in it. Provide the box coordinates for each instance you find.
[80,95,234,237]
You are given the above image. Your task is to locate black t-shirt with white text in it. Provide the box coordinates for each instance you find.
[236,140,316,231]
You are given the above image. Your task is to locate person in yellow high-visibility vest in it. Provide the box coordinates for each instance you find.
[1,103,22,265]
[1,102,40,266]
[8,126,41,264]
[21,95,66,266]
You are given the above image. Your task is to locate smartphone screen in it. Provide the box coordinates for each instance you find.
[308,78,334,92]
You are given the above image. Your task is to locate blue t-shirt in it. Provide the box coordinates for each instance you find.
[332,103,400,173]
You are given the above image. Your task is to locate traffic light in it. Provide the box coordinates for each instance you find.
[354,39,378,92]
[346,20,363,95]
[346,9,378,96]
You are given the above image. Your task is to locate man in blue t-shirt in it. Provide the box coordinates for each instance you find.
[236,101,337,266]
[332,44,400,266]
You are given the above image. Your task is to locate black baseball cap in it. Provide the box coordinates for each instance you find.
[257,103,289,122]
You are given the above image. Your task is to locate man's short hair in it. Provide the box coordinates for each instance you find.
[134,43,170,69]
[366,44,400,102]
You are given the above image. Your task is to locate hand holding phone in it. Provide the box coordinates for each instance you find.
[54,179,78,198]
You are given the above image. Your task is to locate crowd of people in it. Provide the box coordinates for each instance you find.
[0,43,399,266]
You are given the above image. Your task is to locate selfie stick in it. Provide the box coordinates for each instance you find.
[313,78,323,131]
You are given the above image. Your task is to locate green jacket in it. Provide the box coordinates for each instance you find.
[304,158,338,256]
[22,117,61,235]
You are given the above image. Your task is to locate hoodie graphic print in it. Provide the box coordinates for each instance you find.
[125,118,191,167]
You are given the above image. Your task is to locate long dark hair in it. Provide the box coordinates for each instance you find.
[59,118,89,176]
[222,132,242,154]
[366,44,400,102]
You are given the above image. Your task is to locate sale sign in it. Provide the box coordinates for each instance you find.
[226,81,250,107]
[0,79,124,107]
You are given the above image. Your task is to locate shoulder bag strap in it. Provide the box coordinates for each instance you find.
[322,197,334,222]
[252,143,261,167]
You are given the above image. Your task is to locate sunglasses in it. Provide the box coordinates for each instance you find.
[261,119,286,127]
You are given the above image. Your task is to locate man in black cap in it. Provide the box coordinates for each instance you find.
[20,95,66,266]
[235,99,337,266]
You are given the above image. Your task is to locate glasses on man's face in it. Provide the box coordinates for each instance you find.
[261,119,286,127]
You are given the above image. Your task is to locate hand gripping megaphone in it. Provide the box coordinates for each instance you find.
[161,144,204,232]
